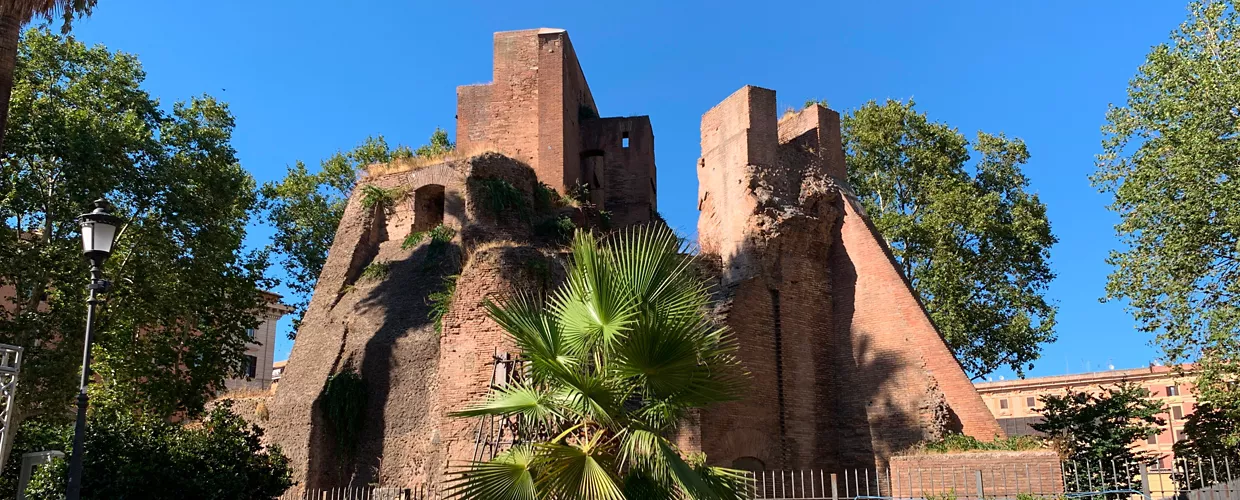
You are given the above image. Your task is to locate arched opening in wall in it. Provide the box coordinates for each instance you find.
[732,456,765,472]
[413,184,445,232]
[580,150,605,207]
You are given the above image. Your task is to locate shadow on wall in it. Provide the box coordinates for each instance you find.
[827,200,962,469]
[707,194,955,473]
[304,189,467,488]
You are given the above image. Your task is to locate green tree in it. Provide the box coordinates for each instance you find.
[1093,0,1240,437]
[0,28,269,423]
[1174,399,1240,464]
[842,99,1057,379]
[447,226,748,500]
[0,1,97,152]
[261,130,454,336]
[4,402,292,499]
[1031,383,1164,486]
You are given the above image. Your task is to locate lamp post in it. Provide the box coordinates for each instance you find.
[66,199,122,500]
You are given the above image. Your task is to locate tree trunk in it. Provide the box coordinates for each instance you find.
[0,12,20,155]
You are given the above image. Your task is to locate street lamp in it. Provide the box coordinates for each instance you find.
[66,199,122,500]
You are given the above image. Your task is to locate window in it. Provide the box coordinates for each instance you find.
[246,327,257,340]
[243,355,257,379]
[1147,432,1158,445]
[1174,428,1186,443]
[1026,397,1037,408]
[413,184,446,232]
[622,132,630,148]
[1172,405,1183,420]
[1166,385,1180,396]
[999,399,1009,410]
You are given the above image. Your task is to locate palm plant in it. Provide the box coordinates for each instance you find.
[0,1,96,152]
[446,225,750,500]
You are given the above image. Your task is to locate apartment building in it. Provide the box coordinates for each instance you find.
[222,291,291,392]
[974,364,1197,469]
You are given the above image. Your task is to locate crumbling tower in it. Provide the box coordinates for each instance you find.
[265,29,660,494]
[695,86,1003,471]
[456,28,657,226]
[266,30,1006,496]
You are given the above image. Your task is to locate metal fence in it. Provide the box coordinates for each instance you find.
[751,462,1063,500]
[273,456,1240,500]
[752,456,1240,500]
[278,485,432,500]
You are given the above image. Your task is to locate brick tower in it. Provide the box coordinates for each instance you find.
[694,86,1003,471]
[265,31,1004,496]
[265,29,659,494]
[456,28,657,227]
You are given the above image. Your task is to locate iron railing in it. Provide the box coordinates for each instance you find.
[279,484,432,500]
[277,456,1240,500]
[752,456,1240,500]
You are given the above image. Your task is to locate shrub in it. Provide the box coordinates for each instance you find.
[473,178,527,220]
[359,184,406,213]
[322,368,367,459]
[917,434,1045,454]
[402,230,427,250]
[535,215,575,244]
[428,274,459,334]
[10,402,292,499]
[533,182,564,212]
[360,260,389,280]
[566,181,591,207]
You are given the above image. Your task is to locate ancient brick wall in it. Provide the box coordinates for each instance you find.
[829,194,1004,465]
[580,116,656,228]
[425,245,557,486]
[696,85,1003,472]
[887,451,1064,497]
[456,29,599,195]
[266,154,546,493]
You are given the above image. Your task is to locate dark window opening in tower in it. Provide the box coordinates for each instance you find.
[413,184,445,232]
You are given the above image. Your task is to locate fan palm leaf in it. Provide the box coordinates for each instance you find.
[448,225,748,499]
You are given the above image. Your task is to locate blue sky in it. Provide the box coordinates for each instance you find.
[68,0,1191,380]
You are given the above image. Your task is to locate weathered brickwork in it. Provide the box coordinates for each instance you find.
[269,30,1005,494]
[580,116,657,227]
[888,452,1064,497]
[696,85,1003,471]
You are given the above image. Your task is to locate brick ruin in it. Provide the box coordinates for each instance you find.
[265,28,1003,493]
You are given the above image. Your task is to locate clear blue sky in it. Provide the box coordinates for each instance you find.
[67,0,1191,380]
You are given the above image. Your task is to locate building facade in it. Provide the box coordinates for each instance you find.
[223,291,291,392]
[974,365,1197,469]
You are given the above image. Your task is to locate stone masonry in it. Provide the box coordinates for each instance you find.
[695,86,1003,471]
[266,28,1003,494]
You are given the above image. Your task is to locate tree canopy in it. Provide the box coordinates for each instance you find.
[842,99,1057,379]
[260,129,454,336]
[1093,0,1240,429]
[1031,383,1166,465]
[0,28,269,420]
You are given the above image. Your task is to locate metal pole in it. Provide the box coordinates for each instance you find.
[66,265,104,500]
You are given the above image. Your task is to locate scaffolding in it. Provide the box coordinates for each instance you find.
[0,344,24,471]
